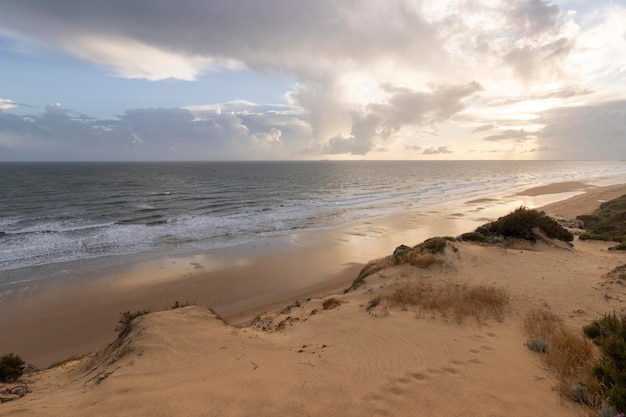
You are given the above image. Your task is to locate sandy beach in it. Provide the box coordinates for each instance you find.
[1,179,626,416]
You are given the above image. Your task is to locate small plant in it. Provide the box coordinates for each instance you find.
[117,309,150,336]
[0,353,25,383]
[322,298,344,310]
[527,338,550,353]
[458,231,488,243]
[171,300,191,309]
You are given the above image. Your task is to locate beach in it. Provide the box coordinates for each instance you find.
[1,179,626,416]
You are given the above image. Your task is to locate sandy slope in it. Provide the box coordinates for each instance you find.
[3,237,626,416]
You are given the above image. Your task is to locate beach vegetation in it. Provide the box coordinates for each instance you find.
[458,231,488,243]
[171,300,192,309]
[577,194,626,248]
[476,206,574,242]
[405,253,439,268]
[117,309,150,335]
[322,298,344,310]
[0,353,25,383]
[349,237,456,293]
[372,280,509,323]
[415,236,449,254]
[526,338,550,353]
[524,309,601,408]
[583,312,626,413]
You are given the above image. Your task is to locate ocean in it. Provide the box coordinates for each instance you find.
[2,160,626,285]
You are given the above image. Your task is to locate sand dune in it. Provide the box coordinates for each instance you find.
[2,183,626,416]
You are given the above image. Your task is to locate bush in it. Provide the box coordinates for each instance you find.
[458,231,488,243]
[477,207,573,242]
[0,353,25,382]
[584,312,626,413]
[577,194,626,244]
[416,237,449,254]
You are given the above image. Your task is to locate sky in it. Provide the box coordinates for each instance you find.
[0,0,625,161]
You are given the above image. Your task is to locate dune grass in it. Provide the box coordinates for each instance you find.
[523,309,597,406]
[369,280,509,324]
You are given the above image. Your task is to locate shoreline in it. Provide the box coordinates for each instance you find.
[2,178,626,367]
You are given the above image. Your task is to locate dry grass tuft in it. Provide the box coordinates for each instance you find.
[405,253,440,268]
[524,308,562,340]
[523,309,597,405]
[374,280,509,324]
[348,257,394,291]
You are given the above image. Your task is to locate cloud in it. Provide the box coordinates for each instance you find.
[421,145,453,155]
[0,99,16,110]
[0,101,316,161]
[508,0,561,36]
[63,35,240,81]
[323,81,483,155]
[471,124,494,133]
[535,100,626,159]
[404,145,422,152]
[0,1,625,160]
[483,129,538,143]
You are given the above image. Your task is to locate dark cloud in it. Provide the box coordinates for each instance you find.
[483,129,537,143]
[504,37,573,82]
[509,0,561,36]
[0,104,313,161]
[536,101,626,159]
[0,0,440,77]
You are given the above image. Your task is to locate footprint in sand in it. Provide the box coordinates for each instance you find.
[409,372,428,382]
[364,339,495,410]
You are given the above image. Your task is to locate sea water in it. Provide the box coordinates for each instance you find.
[1,160,626,285]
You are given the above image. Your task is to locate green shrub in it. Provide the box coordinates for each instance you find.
[416,237,449,254]
[583,312,626,413]
[476,207,573,242]
[458,231,488,242]
[577,194,626,244]
[0,353,25,382]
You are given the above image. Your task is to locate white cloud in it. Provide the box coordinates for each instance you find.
[0,99,16,110]
[63,35,241,81]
